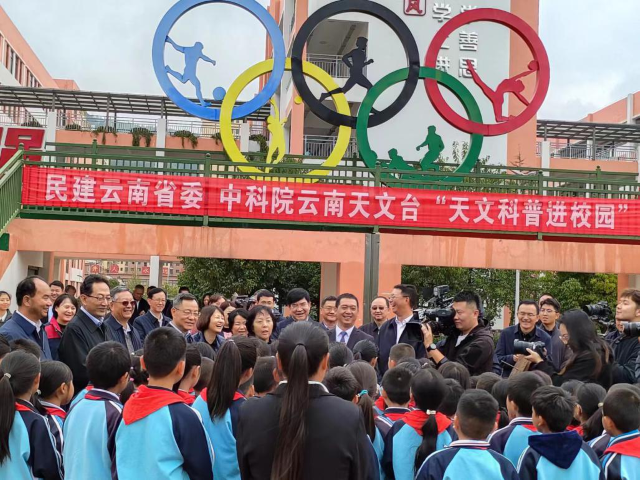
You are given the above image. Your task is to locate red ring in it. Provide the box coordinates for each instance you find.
[424,8,550,137]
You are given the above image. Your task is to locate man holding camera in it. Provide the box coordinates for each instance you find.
[422,291,495,376]
[606,288,640,384]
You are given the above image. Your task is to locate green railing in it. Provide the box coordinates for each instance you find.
[0,149,24,237]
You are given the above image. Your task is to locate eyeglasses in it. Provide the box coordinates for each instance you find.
[388,295,408,301]
[114,300,135,307]
[322,306,336,312]
[539,308,558,314]
[518,313,537,319]
[371,306,386,311]
[560,333,570,340]
[175,308,199,318]
[86,295,111,303]
[152,298,167,303]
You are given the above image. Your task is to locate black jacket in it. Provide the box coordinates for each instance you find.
[328,327,374,351]
[237,383,378,480]
[533,345,613,389]
[438,324,495,376]
[104,315,143,353]
[132,298,150,320]
[132,311,171,342]
[58,309,114,392]
[605,330,640,384]
[359,321,386,342]
[376,316,426,376]
[541,324,570,371]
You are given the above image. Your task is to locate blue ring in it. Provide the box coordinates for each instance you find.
[152,0,285,121]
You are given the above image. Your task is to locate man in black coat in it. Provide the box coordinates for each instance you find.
[327,293,373,350]
[59,274,114,392]
[132,284,150,320]
[105,286,143,354]
[607,288,640,384]
[359,296,390,342]
[133,287,171,342]
[274,288,317,339]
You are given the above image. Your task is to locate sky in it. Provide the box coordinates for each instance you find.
[2,0,639,120]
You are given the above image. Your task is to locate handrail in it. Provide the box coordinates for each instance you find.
[0,149,24,236]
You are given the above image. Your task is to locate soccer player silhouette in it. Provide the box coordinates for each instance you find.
[466,59,539,122]
[416,125,444,171]
[165,36,216,107]
[266,98,286,168]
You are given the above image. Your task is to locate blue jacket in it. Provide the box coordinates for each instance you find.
[190,332,226,354]
[41,401,66,459]
[115,385,214,480]
[495,325,552,377]
[376,316,426,377]
[105,315,143,353]
[193,390,245,480]
[0,399,63,480]
[488,417,540,466]
[416,440,519,480]
[601,430,640,480]
[517,430,604,479]
[63,388,123,480]
[589,433,611,458]
[382,410,455,480]
[374,406,411,438]
[273,316,319,339]
[132,311,171,342]
[0,312,52,359]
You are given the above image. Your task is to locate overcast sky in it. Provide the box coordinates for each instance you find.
[2,0,638,120]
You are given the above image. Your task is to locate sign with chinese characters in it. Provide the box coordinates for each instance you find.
[21,166,640,238]
[141,266,151,275]
[90,264,101,274]
[0,127,45,167]
[109,264,120,274]
[404,0,426,16]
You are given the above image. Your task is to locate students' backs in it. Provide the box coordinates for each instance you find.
[488,417,540,466]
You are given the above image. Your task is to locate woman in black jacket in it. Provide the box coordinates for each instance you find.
[525,309,613,389]
[236,321,378,480]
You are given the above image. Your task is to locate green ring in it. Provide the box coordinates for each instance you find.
[356,66,484,184]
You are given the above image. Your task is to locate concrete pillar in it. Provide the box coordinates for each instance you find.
[541,140,551,171]
[335,261,365,327]
[618,274,640,296]
[156,118,167,157]
[636,146,640,182]
[45,110,58,149]
[149,256,162,288]
[627,94,634,124]
[240,122,251,152]
[320,262,338,299]
[377,263,403,297]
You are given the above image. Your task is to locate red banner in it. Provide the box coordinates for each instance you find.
[21,166,640,237]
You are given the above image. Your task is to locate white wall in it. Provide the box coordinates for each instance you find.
[0,251,48,311]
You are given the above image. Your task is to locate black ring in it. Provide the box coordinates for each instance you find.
[291,0,420,128]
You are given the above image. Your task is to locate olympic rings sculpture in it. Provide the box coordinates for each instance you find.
[153,0,550,182]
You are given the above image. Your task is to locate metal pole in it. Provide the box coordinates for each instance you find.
[514,269,521,325]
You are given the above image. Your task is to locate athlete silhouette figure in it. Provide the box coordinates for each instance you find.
[416,125,444,171]
[466,59,538,122]
[319,37,376,105]
[266,98,286,168]
[165,36,216,107]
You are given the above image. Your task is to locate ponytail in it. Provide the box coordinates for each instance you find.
[411,369,447,473]
[347,361,379,442]
[582,407,604,442]
[414,414,439,472]
[272,322,329,480]
[0,351,41,464]
[207,336,257,419]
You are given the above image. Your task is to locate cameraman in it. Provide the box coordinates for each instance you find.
[606,289,640,384]
[494,300,552,377]
[422,291,494,376]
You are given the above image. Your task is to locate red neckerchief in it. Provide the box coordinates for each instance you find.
[44,405,67,419]
[15,402,32,412]
[177,390,195,405]
[122,385,184,425]
[605,435,640,459]
[375,396,386,412]
[402,410,452,436]
[522,424,538,432]
[567,425,583,436]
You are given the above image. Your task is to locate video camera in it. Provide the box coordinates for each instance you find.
[622,322,640,337]
[513,339,546,356]
[416,285,456,336]
[583,301,614,333]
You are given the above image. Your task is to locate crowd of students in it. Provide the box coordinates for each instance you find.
[0,317,638,479]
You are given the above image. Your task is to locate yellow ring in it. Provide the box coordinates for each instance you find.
[220,58,351,182]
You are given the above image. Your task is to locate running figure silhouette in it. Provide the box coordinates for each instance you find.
[319,37,376,106]
[165,36,216,107]
[466,59,538,122]
[416,125,444,171]
[266,98,286,168]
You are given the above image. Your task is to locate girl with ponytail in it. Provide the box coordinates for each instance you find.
[0,351,63,480]
[193,336,257,480]
[237,321,378,480]
[382,368,453,480]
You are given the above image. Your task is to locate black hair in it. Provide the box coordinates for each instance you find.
[393,284,418,309]
[207,336,257,418]
[335,293,359,310]
[559,310,612,381]
[491,379,510,429]
[16,275,47,307]
[575,382,606,428]
[438,361,471,390]
[147,287,167,300]
[119,381,135,406]
[507,372,546,417]
[87,341,131,390]
[320,295,337,307]
[0,336,9,360]
[603,387,640,434]
[371,295,390,308]
[531,370,553,386]
[381,366,411,406]
[49,280,64,289]
[453,290,481,311]
[129,354,148,387]
[143,327,187,378]
[540,297,561,313]
[286,288,310,306]
[531,385,576,432]
[456,390,499,439]
[438,378,464,417]
[38,361,72,399]
[353,339,378,363]
[476,372,502,394]
[272,321,330,480]
[178,286,190,293]
[80,274,110,296]
[134,284,145,291]
[253,356,277,395]
[194,342,215,361]
[64,285,76,294]
[0,351,41,463]
[238,375,254,396]
[10,338,41,358]
[0,291,10,300]
[397,358,421,375]
[255,289,275,302]
[246,305,275,337]
[248,337,272,357]
[518,299,540,315]
[194,357,214,393]
[469,376,479,388]
[389,343,415,363]
[329,342,353,368]
[52,294,78,319]
[560,379,584,397]
[324,366,358,401]
[228,308,250,329]
[173,345,202,392]
[348,361,378,441]
[412,369,447,473]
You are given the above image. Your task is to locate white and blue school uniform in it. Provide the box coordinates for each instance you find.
[41,400,66,459]
[600,429,640,480]
[488,416,540,466]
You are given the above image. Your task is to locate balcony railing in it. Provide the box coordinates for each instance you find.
[304,135,359,158]
[537,141,638,161]
[0,108,47,128]
[306,54,356,79]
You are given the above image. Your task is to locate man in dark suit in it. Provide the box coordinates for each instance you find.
[132,284,150,320]
[360,296,390,341]
[274,288,317,339]
[0,275,53,359]
[327,293,373,350]
[59,274,114,392]
[105,286,143,354]
[133,287,171,342]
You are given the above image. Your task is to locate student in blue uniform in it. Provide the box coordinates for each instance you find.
[116,327,214,480]
[383,368,454,480]
[0,350,63,480]
[416,390,518,480]
[63,341,131,480]
[37,360,74,456]
[488,372,546,465]
[193,336,257,480]
[172,344,201,405]
[517,385,604,479]
[600,387,640,480]
[375,366,412,438]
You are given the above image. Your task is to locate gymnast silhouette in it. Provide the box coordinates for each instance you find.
[165,36,216,107]
[466,59,539,122]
